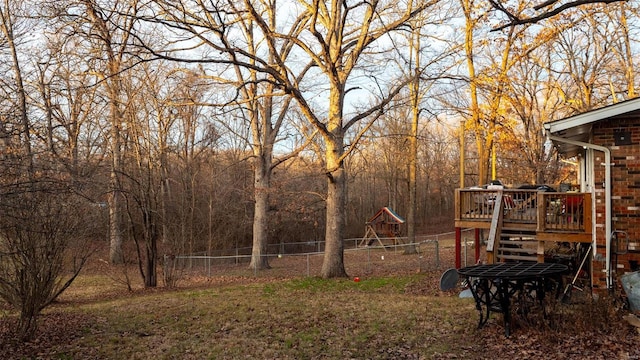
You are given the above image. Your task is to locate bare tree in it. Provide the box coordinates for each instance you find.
[457,0,542,185]
[129,0,316,272]
[550,9,616,111]
[502,42,566,184]
[54,0,142,264]
[405,24,421,255]
[600,1,638,100]
[458,0,485,184]
[419,122,459,218]
[33,38,108,194]
[141,64,221,286]
[118,62,162,287]
[0,0,95,341]
[136,0,434,278]
[370,106,410,213]
[0,0,32,172]
[220,2,315,271]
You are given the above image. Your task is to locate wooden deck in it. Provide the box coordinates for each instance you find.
[455,189,592,263]
[456,189,592,242]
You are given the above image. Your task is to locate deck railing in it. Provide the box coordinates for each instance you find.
[455,189,591,234]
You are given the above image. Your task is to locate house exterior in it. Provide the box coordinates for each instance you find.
[545,97,640,291]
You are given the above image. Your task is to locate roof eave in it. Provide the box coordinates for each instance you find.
[544,97,640,134]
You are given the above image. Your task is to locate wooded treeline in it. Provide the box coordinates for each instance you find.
[0,0,639,338]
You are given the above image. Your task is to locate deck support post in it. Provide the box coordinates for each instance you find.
[475,228,480,263]
[455,227,461,269]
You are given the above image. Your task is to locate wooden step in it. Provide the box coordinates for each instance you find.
[501,224,537,232]
[498,239,536,246]
[497,246,536,254]
[500,229,536,235]
[498,254,538,261]
[500,229,536,239]
[496,231,542,263]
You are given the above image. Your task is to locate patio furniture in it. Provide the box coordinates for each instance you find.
[458,262,568,337]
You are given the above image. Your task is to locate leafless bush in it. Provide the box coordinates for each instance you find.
[551,293,623,333]
[0,187,94,341]
[162,254,181,288]
[512,288,625,337]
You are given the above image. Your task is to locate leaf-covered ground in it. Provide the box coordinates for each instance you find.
[1,243,639,359]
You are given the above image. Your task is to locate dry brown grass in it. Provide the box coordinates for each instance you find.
[1,242,638,359]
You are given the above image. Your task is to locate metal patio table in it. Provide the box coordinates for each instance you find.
[458,262,568,337]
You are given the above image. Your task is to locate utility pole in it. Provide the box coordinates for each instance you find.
[460,120,465,188]
[491,141,496,180]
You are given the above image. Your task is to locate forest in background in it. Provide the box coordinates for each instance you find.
[0,0,637,284]
[0,0,638,262]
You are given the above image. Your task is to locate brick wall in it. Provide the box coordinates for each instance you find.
[592,116,640,289]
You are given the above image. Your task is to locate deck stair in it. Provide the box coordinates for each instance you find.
[496,230,541,262]
[485,192,544,263]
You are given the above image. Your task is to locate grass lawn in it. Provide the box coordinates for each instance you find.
[18,275,481,359]
[1,247,639,359]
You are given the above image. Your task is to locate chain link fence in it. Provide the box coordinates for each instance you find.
[163,229,477,286]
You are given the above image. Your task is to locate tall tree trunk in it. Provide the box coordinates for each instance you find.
[321,148,348,278]
[461,0,488,185]
[82,2,127,264]
[109,106,124,264]
[250,153,271,270]
[321,87,348,278]
[405,25,421,255]
[405,117,418,254]
[145,212,158,287]
[620,2,635,99]
[1,2,33,173]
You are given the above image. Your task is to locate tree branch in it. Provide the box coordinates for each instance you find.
[491,0,626,31]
